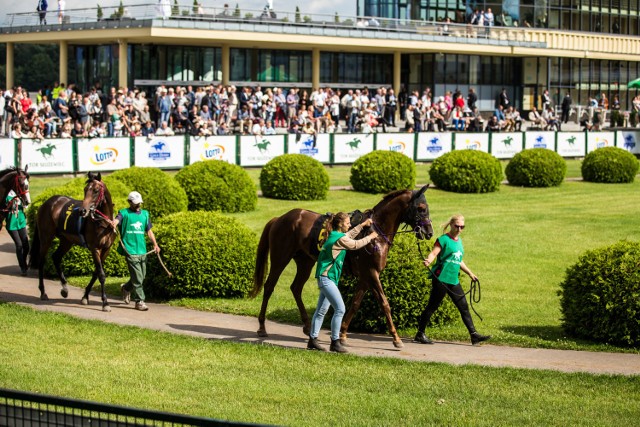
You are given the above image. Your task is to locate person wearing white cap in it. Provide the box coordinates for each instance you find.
[111,191,159,311]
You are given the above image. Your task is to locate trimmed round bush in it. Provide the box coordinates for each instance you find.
[581,147,639,183]
[340,234,457,333]
[559,240,640,347]
[260,154,329,200]
[506,148,567,187]
[175,161,257,212]
[429,150,503,193]
[109,167,188,218]
[145,211,257,299]
[350,150,416,194]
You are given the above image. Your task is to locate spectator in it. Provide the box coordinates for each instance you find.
[155,121,175,136]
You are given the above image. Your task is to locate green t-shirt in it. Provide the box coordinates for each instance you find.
[314,230,346,284]
[4,194,26,231]
[116,208,150,256]
[431,233,464,285]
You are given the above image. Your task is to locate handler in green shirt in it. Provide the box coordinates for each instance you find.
[111,191,159,311]
[414,214,491,346]
[4,190,29,276]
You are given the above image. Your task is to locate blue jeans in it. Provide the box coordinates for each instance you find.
[310,276,346,341]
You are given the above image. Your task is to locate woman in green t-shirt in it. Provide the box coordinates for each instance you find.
[4,190,29,276]
[414,214,490,346]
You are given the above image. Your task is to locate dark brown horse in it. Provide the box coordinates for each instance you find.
[29,172,117,311]
[251,185,433,348]
[0,166,31,230]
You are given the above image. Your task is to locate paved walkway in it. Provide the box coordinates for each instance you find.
[1,229,638,376]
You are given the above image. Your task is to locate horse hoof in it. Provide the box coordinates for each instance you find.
[339,335,348,345]
[393,339,404,349]
[81,298,88,305]
[102,305,111,313]
[41,294,49,301]
[61,289,68,299]
[257,329,268,337]
[302,325,310,336]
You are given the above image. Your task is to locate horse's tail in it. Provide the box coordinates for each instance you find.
[249,217,277,298]
[28,223,40,269]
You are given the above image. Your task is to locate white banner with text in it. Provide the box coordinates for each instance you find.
[0,138,16,169]
[239,135,286,166]
[287,133,331,163]
[415,133,453,161]
[21,138,74,173]
[333,133,375,163]
[77,137,131,172]
[134,136,185,168]
[189,135,237,164]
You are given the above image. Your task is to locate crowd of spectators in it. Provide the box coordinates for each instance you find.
[2,82,639,140]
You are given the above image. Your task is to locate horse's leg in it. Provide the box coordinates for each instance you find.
[52,239,73,298]
[291,255,315,336]
[37,236,54,301]
[97,249,111,312]
[340,280,369,346]
[81,273,98,306]
[257,257,291,337]
[367,275,403,349]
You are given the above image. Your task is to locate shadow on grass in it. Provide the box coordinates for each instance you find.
[501,324,567,341]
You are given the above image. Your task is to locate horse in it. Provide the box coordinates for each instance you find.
[0,166,31,231]
[251,185,433,348]
[29,172,117,312]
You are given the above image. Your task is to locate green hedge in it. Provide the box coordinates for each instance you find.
[559,240,640,347]
[340,234,457,333]
[175,161,257,212]
[429,150,503,193]
[260,154,329,200]
[109,167,188,218]
[350,150,416,194]
[581,147,639,183]
[145,211,257,299]
[505,148,567,187]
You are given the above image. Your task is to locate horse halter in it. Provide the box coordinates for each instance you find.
[84,179,106,216]
[404,190,433,240]
[13,171,31,206]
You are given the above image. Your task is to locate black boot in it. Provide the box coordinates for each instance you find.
[330,339,348,353]
[307,337,326,351]
[471,332,491,346]
[413,331,433,344]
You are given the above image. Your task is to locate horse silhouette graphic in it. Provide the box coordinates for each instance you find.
[346,138,361,150]
[254,139,271,153]
[624,134,636,150]
[567,136,576,145]
[152,141,166,151]
[302,139,315,149]
[132,221,143,231]
[536,136,544,143]
[36,143,57,159]
[429,137,439,145]
[502,136,513,146]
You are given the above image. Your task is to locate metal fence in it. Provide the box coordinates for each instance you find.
[0,388,266,426]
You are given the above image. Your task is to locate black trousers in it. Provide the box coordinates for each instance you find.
[418,279,475,334]
[7,227,29,271]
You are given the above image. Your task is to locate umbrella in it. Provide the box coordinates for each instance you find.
[627,77,640,89]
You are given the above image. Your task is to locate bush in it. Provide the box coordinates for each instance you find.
[505,148,566,187]
[109,167,188,218]
[175,161,257,212]
[340,234,457,333]
[429,150,503,193]
[260,154,329,200]
[581,147,639,183]
[559,240,640,347]
[145,211,257,299]
[350,150,416,194]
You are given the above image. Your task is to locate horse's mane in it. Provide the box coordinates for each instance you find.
[0,167,18,179]
[372,188,412,210]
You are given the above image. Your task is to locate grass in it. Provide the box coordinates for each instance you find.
[1,302,638,427]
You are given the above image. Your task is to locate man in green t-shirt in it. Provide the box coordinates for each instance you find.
[4,190,29,276]
[111,191,159,311]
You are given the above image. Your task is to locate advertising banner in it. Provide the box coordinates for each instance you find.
[524,131,555,150]
[455,133,489,153]
[21,138,74,173]
[239,134,286,167]
[556,132,586,157]
[586,132,616,153]
[376,133,416,159]
[287,133,331,163]
[134,135,186,168]
[333,133,375,163]
[189,135,237,164]
[76,137,131,172]
[0,138,16,168]
[616,130,640,155]
[415,133,453,161]
[491,132,523,159]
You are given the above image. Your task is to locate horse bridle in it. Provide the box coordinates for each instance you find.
[2,170,30,213]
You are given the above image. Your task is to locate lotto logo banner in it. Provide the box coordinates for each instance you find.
[556,132,586,157]
[0,138,16,168]
[134,136,185,168]
[239,135,285,167]
[333,133,375,163]
[524,131,555,150]
[616,130,640,155]
[21,138,74,173]
[77,137,131,172]
[416,133,452,161]
[378,133,416,159]
[287,133,330,163]
[189,135,237,165]
[455,133,489,153]
[491,133,523,159]
[586,132,615,153]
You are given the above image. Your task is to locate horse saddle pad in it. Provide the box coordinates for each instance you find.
[57,201,86,237]
[308,210,366,257]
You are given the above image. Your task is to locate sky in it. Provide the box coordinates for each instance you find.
[4,1,358,20]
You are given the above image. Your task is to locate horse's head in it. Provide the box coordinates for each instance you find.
[405,184,433,240]
[81,172,105,217]
[12,166,31,207]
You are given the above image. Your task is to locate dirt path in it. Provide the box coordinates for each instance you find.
[1,229,638,376]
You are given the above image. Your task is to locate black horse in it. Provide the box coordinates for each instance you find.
[29,172,117,311]
[0,166,31,230]
[252,185,433,348]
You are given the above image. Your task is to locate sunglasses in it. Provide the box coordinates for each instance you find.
[453,224,465,229]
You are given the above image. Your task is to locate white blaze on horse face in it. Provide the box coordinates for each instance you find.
[24,179,31,205]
